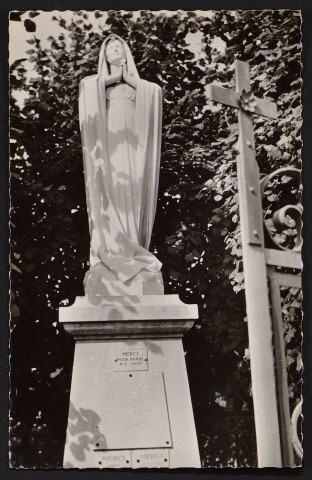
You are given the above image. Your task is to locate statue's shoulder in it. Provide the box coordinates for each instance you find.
[151,82,162,99]
[140,79,162,92]
[80,75,97,86]
[149,80,162,90]
[152,82,162,93]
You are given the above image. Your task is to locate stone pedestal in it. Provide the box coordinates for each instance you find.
[59,294,201,469]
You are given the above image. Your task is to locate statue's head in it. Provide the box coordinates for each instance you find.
[105,34,126,66]
[98,34,139,80]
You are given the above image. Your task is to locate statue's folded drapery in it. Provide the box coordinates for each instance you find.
[79,36,163,292]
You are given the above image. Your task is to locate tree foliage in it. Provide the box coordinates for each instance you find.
[10,10,302,467]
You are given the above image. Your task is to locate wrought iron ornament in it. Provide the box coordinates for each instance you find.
[261,167,302,252]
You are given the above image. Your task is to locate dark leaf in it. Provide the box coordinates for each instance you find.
[24,19,36,32]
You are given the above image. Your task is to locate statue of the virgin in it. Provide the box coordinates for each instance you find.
[79,34,163,296]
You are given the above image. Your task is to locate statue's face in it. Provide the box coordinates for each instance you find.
[105,39,126,66]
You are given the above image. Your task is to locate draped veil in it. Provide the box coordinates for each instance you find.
[79,35,163,293]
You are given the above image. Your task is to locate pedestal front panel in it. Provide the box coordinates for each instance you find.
[63,338,200,468]
[92,371,172,450]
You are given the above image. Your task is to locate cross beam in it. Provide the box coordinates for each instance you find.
[206,84,278,119]
[206,60,283,467]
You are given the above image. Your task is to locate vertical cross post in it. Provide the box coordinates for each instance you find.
[206,60,282,467]
[235,60,281,467]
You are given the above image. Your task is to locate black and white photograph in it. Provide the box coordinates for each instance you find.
[8,7,307,470]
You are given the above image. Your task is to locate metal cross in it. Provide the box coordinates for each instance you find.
[206,59,277,247]
[206,59,283,467]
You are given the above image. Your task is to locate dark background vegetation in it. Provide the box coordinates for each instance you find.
[9,9,302,468]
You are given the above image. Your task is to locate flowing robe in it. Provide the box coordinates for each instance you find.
[79,73,163,292]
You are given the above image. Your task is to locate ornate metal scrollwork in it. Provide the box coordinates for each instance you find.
[260,167,302,252]
[291,400,303,459]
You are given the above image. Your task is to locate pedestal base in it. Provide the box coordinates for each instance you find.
[59,295,201,469]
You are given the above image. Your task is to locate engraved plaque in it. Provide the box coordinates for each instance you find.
[113,348,148,371]
[97,450,131,468]
[132,449,170,468]
[93,372,172,450]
